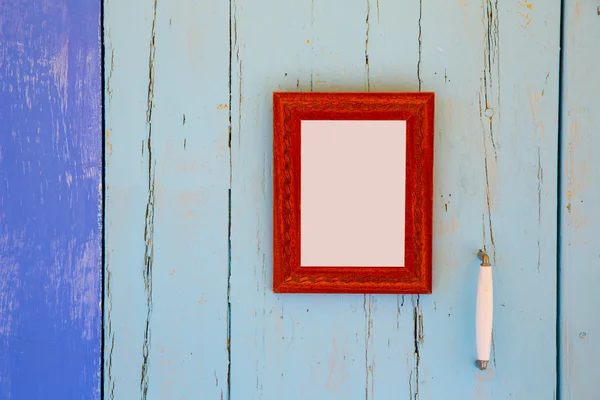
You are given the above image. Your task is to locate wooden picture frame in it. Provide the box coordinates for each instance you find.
[273,92,434,294]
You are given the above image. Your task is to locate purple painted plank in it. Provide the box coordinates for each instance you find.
[0,0,101,398]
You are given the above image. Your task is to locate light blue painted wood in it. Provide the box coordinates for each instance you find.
[560,1,600,398]
[106,0,562,399]
[104,0,230,398]
[229,0,561,399]
[0,0,102,398]
[415,1,561,398]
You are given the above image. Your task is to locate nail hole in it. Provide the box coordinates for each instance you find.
[484,108,494,118]
[580,332,587,339]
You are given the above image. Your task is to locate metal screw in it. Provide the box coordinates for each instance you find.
[477,250,491,266]
[597,6,600,15]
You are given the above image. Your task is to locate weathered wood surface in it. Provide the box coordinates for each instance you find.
[560,1,600,398]
[0,0,102,398]
[104,0,230,398]
[105,0,561,398]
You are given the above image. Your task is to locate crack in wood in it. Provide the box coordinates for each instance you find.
[412,4,424,394]
[479,0,500,265]
[226,1,237,398]
[412,296,422,400]
[482,0,500,162]
[140,0,158,398]
[106,260,116,400]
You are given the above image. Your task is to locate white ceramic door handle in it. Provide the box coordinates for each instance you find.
[476,250,493,370]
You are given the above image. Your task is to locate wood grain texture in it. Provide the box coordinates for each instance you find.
[104,0,230,398]
[0,0,102,398]
[272,92,434,294]
[560,1,600,398]
[230,0,560,398]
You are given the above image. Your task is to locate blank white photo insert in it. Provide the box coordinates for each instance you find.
[300,120,407,267]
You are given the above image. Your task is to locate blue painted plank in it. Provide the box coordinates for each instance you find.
[104,0,230,398]
[560,1,600,398]
[413,1,561,398]
[0,0,102,398]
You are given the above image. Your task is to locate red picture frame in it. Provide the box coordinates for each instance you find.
[273,92,434,294]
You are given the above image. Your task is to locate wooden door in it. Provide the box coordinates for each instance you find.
[104,0,561,398]
[3,0,598,398]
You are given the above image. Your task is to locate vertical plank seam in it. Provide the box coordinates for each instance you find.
[227,0,235,398]
[101,0,109,397]
[556,0,566,398]
[412,2,424,398]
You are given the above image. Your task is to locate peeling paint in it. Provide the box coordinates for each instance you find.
[479,0,500,263]
[107,48,115,101]
[517,0,533,30]
[396,295,405,329]
[364,295,374,399]
[538,147,542,271]
[412,296,422,399]
[237,61,243,150]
